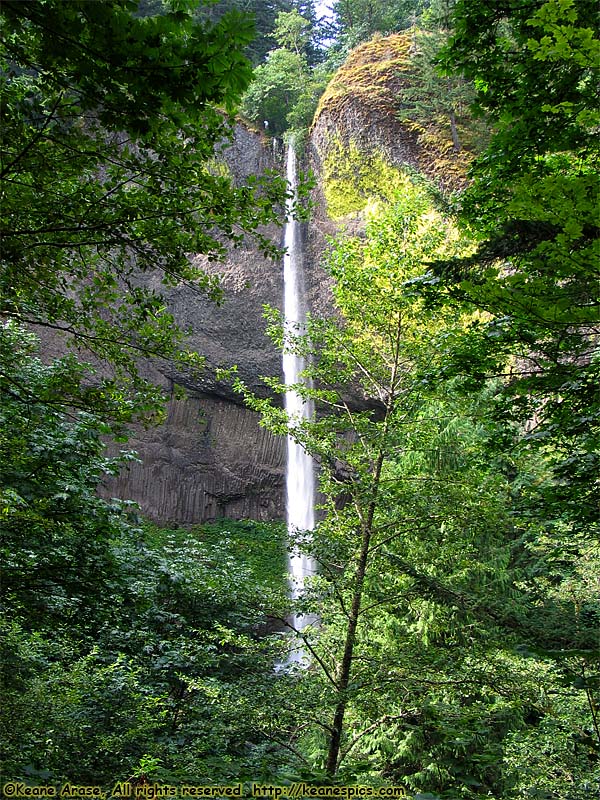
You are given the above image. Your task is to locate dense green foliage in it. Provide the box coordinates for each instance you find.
[193,0,323,66]
[0,0,291,783]
[398,1,481,153]
[0,331,290,781]
[425,0,599,573]
[0,0,285,420]
[1,0,598,796]
[241,8,332,138]
[239,176,599,795]
[328,0,425,48]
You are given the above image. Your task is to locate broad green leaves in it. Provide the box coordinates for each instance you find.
[0,331,291,782]
[0,0,284,421]
[430,0,600,536]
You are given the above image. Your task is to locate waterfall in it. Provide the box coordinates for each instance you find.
[282,142,316,664]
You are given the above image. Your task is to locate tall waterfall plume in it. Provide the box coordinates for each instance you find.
[282,142,316,663]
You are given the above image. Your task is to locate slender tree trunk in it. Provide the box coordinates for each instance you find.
[325,318,402,775]
[324,506,376,774]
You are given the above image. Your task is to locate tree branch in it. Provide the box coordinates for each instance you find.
[0,91,64,179]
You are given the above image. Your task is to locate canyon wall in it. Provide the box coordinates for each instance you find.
[104,33,471,525]
[102,123,290,523]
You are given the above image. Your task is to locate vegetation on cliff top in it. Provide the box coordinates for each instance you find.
[313,31,477,200]
[315,32,412,121]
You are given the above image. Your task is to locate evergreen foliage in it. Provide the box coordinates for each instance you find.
[236,175,599,794]
[423,0,599,573]
[397,2,484,154]
[329,0,425,48]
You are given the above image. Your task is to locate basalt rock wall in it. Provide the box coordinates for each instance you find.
[101,123,290,524]
[103,33,471,525]
[110,392,285,522]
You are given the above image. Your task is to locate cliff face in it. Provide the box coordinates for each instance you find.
[162,123,286,400]
[312,34,422,177]
[109,393,285,522]
[104,33,472,525]
[102,123,289,524]
[310,32,471,215]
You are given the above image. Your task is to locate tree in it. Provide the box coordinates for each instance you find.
[241,9,329,137]
[0,8,295,776]
[330,0,425,47]
[300,188,521,786]
[0,0,284,423]
[274,9,313,56]
[193,0,326,66]
[398,1,481,153]
[241,46,308,135]
[193,0,295,64]
[0,325,292,782]
[398,2,600,789]
[0,322,136,640]
[236,172,599,793]
[424,0,600,534]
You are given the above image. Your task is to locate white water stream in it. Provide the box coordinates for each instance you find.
[282,143,317,664]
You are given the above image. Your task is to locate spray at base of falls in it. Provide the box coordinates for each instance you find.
[282,142,317,666]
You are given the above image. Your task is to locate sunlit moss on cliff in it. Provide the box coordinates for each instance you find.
[322,138,412,219]
[315,32,412,124]
[205,156,232,179]
[313,32,475,195]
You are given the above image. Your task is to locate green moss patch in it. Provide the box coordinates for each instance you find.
[315,33,412,125]
[313,32,475,195]
[322,138,411,219]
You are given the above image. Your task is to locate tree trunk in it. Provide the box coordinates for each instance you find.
[324,520,373,774]
[324,316,402,776]
[325,420,394,774]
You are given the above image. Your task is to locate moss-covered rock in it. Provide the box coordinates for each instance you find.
[315,33,413,124]
[310,32,473,218]
[322,137,410,220]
